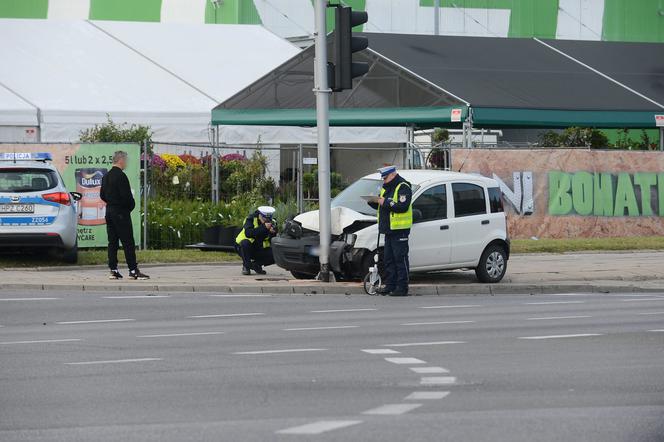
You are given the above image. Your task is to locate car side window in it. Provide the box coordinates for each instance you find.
[412,184,446,223]
[488,187,504,213]
[452,183,486,217]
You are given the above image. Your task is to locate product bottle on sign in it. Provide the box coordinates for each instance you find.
[75,168,107,226]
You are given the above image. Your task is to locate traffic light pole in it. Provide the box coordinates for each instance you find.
[314,0,332,282]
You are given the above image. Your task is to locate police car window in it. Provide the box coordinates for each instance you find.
[452,183,486,217]
[0,169,58,193]
[413,184,446,222]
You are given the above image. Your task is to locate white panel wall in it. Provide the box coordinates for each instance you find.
[47,0,90,19]
[556,0,605,40]
[253,0,314,38]
[161,0,207,24]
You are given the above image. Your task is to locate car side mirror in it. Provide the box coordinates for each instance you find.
[412,208,423,222]
[70,192,82,201]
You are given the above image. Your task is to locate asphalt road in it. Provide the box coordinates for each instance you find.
[0,290,663,442]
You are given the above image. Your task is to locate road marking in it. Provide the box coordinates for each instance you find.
[103,295,170,299]
[137,332,224,338]
[384,357,426,365]
[527,315,591,321]
[385,341,465,348]
[284,326,359,331]
[0,297,59,301]
[362,403,422,415]
[649,329,664,332]
[419,305,480,309]
[405,391,450,400]
[518,333,603,340]
[188,313,264,318]
[420,376,457,385]
[310,308,377,313]
[276,420,362,435]
[622,298,664,302]
[56,319,135,324]
[234,348,326,355]
[410,366,449,374]
[401,320,475,326]
[0,338,81,345]
[362,349,400,354]
[66,358,162,365]
[638,311,664,315]
[208,294,272,297]
[525,301,585,305]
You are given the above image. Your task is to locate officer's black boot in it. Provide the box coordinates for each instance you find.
[242,267,251,276]
[376,287,394,296]
[389,287,408,297]
[252,263,267,275]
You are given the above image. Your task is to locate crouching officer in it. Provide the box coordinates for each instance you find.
[372,166,412,296]
[235,206,277,275]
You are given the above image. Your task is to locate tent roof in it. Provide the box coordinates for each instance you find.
[0,84,37,126]
[0,19,299,141]
[213,33,664,129]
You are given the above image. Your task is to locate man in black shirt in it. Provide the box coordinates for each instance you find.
[100,151,149,280]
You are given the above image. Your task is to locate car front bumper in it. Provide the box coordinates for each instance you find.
[272,235,354,277]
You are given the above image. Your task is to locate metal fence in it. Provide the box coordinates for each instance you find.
[142,141,437,249]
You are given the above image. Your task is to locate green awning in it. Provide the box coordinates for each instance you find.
[212,106,468,128]
[472,107,662,129]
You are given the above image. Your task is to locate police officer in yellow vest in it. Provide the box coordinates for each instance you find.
[371,166,413,296]
[235,206,277,275]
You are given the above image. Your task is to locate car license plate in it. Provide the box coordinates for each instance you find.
[0,204,35,213]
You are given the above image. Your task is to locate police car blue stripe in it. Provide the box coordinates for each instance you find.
[0,216,56,226]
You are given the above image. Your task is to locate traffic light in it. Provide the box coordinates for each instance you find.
[332,6,369,92]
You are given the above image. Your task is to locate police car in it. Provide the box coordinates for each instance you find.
[0,152,81,263]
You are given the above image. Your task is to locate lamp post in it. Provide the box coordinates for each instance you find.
[314,0,332,282]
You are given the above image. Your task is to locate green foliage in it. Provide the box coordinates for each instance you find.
[151,162,211,200]
[219,151,276,199]
[538,127,608,148]
[302,167,347,198]
[432,128,450,143]
[79,116,153,143]
[612,129,657,150]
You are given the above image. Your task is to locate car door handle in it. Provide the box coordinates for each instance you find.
[440,225,449,230]
[481,220,490,225]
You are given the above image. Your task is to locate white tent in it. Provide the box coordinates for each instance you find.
[0,20,300,142]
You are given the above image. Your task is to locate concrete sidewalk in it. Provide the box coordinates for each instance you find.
[2,251,663,295]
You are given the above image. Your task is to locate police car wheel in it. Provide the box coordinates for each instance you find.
[475,244,507,283]
[62,243,78,264]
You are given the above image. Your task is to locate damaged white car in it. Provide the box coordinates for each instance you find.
[272,170,509,283]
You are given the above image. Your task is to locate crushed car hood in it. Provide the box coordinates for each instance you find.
[294,206,376,235]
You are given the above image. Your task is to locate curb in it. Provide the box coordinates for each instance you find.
[2,282,663,295]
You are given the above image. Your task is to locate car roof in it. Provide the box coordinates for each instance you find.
[0,161,57,170]
[362,169,498,187]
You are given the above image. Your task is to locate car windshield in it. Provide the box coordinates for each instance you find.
[0,168,58,193]
[331,178,382,215]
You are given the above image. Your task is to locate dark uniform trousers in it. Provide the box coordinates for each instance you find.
[106,209,137,271]
[383,230,410,291]
[237,240,275,270]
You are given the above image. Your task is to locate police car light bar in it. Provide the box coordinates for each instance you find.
[0,152,53,162]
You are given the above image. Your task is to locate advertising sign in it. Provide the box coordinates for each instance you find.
[0,143,141,247]
[454,148,664,239]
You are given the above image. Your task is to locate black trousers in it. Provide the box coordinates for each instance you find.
[106,209,137,271]
[236,239,275,269]
[383,231,410,291]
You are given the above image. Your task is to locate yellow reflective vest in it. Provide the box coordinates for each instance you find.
[235,216,271,248]
[378,182,413,230]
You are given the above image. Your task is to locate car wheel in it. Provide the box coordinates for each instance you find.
[290,271,316,280]
[475,244,507,283]
[63,243,78,264]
